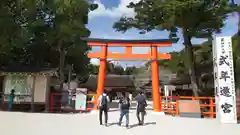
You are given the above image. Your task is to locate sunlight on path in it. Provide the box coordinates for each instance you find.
[0,110,239,135]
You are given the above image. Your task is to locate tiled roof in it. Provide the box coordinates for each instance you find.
[81,75,135,89]
[0,65,57,75]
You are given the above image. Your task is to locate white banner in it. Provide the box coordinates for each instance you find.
[212,37,220,119]
[75,88,87,110]
[213,37,237,123]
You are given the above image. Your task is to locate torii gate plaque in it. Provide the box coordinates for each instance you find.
[85,38,173,112]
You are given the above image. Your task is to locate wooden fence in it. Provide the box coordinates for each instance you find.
[161,96,216,118]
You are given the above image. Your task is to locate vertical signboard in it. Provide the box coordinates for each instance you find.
[75,88,87,111]
[212,37,220,119]
[213,36,237,123]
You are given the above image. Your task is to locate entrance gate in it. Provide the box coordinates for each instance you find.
[85,38,173,112]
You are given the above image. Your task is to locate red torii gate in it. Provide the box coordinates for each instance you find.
[85,38,173,112]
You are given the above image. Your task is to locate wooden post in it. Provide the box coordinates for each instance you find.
[31,75,36,112]
[49,93,54,112]
[210,98,214,118]
[94,45,107,110]
[67,64,72,106]
[45,75,50,112]
[151,46,161,112]
[175,100,179,116]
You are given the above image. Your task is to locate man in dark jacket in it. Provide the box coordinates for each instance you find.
[118,92,130,128]
[135,92,147,125]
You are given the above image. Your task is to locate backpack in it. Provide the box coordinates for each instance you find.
[138,99,146,106]
[121,97,130,110]
[100,95,108,107]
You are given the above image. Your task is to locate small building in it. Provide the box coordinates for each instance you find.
[169,76,214,96]
[0,66,57,112]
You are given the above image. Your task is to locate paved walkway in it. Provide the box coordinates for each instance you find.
[0,110,239,135]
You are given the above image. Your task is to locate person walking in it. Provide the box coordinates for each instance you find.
[129,92,133,104]
[135,92,147,125]
[118,92,130,128]
[8,89,15,111]
[97,91,110,126]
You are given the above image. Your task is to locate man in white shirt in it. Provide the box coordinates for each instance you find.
[129,93,133,103]
[97,91,110,126]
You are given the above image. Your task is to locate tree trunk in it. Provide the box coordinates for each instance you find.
[31,76,36,112]
[67,64,72,105]
[183,31,200,97]
[238,11,240,45]
[59,41,66,91]
[236,11,240,94]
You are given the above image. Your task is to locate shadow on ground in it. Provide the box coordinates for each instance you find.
[107,122,157,128]
[129,122,157,129]
[108,101,153,112]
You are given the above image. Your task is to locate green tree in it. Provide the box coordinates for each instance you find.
[88,64,99,75]
[112,65,125,75]
[113,0,238,96]
[159,36,240,96]
[230,0,240,47]
[30,0,97,89]
[88,61,126,75]
[0,0,30,65]
[0,0,98,90]
[125,66,138,75]
[231,1,240,98]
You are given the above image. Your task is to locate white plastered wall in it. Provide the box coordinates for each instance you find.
[34,75,48,103]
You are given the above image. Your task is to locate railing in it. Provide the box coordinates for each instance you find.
[49,92,96,113]
[161,96,216,118]
[49,93,216,117]
[237,97,240,119]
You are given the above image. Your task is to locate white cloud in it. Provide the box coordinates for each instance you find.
[88,0,169,67]
[89,0,140,19]
[90,58,99,65]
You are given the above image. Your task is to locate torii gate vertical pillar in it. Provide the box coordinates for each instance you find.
[94,45,107,110]
[151,46,162,112]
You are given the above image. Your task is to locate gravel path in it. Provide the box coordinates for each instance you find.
[0,110,239,135]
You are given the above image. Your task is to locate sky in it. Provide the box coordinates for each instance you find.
[87,0,239,67]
